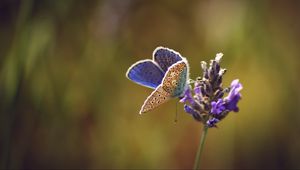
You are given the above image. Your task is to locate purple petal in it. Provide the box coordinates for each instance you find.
[180,87,195,104]
[224,79,242,112]
[206,118,220,127]
[194,86,201,95]
[210,99,225,115]
[184,104,202,121]
[225,95,240,112]
[184,104,197,115]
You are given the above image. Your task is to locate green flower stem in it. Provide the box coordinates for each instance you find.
[193,125,208,170]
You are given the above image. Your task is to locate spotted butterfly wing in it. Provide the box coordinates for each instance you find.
[162,60,189,97]
[139,85,171,114]
[139,60,189,114]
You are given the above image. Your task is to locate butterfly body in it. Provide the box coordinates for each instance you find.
[126,47,189,114]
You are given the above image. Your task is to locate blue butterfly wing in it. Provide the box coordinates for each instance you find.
[153,47,183,72]
[126,60,165,89]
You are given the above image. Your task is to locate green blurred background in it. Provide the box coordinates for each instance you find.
[0,0,300,169]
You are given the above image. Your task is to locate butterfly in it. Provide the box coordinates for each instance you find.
[126,47,190,114]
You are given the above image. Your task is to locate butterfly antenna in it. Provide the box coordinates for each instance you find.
[174,100,179,123]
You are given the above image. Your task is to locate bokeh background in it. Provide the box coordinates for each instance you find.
[1,0,300,169]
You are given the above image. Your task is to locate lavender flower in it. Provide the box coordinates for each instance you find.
[180,53,243,128]
[211,99,225,115]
